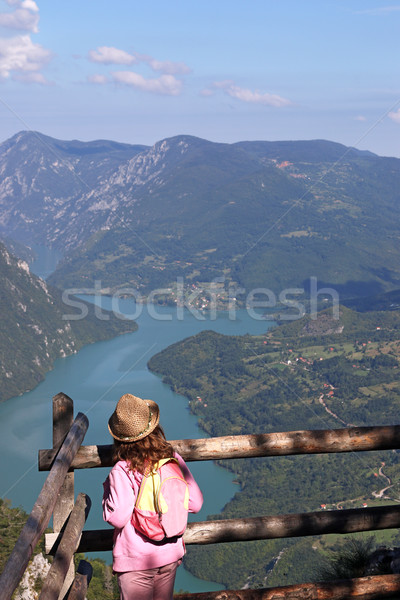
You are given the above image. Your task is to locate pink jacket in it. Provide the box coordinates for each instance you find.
[103,452,203,572]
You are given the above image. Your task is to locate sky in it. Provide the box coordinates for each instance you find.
[0,0,400,157]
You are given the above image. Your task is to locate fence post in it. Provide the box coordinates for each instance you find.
[66,561,93,600]
[0,412,88,600]
[53,393,75,531]
[39,493,91,600]
[52,393,76,598]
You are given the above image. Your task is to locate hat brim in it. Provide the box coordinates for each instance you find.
[108,399,160,442]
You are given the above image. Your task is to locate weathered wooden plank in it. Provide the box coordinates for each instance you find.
[38,425,400,471]
[183,505,400,545]
[173,573,400,600]
[39,442,113,471]
[52,393,74,449]
[72,504,400,553]
[0,413,89,600]
[46,526,113,555]
[66,560,93,600]
[52,393,76,600]
[39,494,91,600]
[52,393,75,533]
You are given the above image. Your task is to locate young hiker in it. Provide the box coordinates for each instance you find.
[103,393,203,600]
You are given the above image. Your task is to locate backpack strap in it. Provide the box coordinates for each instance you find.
[152,458,178,513]
[156,457,178,469]
[134,464,158,509]
[134,457,181,510]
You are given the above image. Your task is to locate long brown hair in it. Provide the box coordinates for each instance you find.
[112,425,173,474]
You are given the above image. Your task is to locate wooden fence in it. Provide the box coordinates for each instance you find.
[1,391,400,599]
[0,402,92,600]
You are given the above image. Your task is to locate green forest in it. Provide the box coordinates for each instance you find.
[0,498,119,600]
[148,305,400,588]
[47,139,400,300]
[0,241,138,403]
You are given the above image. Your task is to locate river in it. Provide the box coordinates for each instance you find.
[0,246,275,592]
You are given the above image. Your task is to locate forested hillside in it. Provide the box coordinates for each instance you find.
[0,242,137,402]
[148,306,400,588]
[0,498,119,599]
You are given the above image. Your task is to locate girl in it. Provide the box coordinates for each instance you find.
[103,393,203,600]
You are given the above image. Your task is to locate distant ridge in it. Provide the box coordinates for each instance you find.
[1,131,400,299]
[234,139,377,162]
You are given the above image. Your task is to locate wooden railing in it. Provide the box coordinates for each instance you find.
[1,391,400,599]
[0,403,92,600]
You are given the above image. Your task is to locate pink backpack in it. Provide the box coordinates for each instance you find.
[132,457,189,541]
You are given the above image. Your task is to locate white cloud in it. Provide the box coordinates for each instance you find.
[20,1,39,11]
[211,80,291,107]
[0,0,49,83]
[87,45,191,75]
[88,46,137,65]
[0,34,52,81]
[112,71,183,95]
[354,115,367,121]
[388,108,400,124]
[139,55,191,75]
[4,0,38,8]
[0,0,39,32]
[0,7,38,31]
[86,45,190,94]
[87,73,108,84]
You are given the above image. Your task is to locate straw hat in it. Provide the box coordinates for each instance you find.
[108,393,160,442]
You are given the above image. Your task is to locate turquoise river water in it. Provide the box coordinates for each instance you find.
[0,247,275,592]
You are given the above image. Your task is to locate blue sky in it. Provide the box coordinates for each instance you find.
[0,0,400,156]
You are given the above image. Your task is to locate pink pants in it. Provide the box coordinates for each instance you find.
[117,559,182,600]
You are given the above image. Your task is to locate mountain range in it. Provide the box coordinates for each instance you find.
[1,131,400,301]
